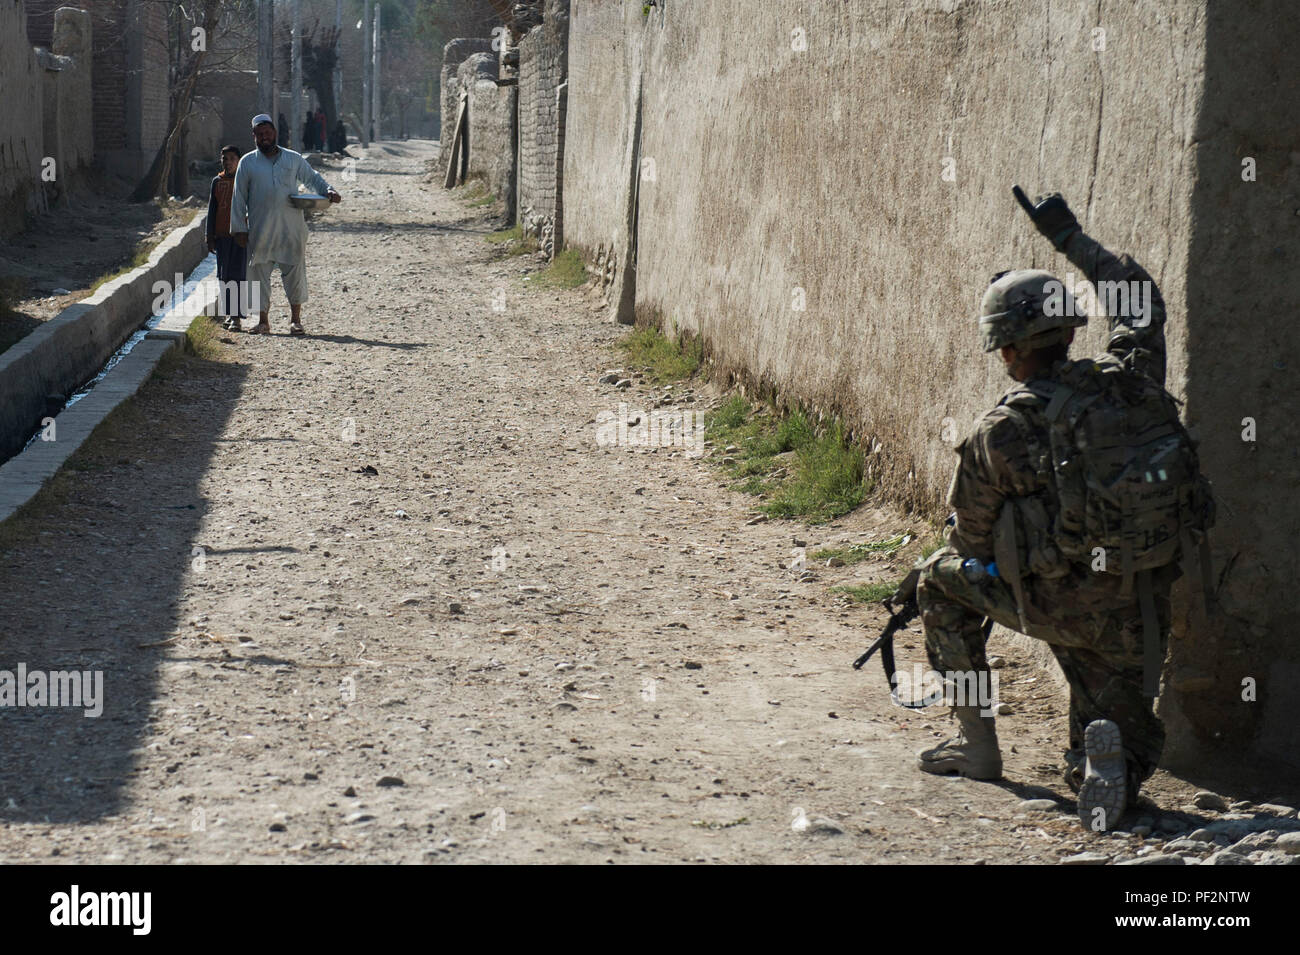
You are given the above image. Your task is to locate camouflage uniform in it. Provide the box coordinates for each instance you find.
[919,231,1175,783]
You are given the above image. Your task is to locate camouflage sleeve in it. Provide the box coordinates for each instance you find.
[1061,230,1168,387]
[946,406,1038,561]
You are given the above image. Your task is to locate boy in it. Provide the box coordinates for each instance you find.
[206,145,248,330]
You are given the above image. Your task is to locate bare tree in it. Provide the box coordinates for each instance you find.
[131,0,253,202]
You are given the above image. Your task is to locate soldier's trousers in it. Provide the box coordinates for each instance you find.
[916,548,1169,782]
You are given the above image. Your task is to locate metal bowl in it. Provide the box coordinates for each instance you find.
[289,193,332,211]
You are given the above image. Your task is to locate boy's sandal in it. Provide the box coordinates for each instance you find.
[248,323,271,335]
[289,322,305,336]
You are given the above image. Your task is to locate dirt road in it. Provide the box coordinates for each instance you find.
[0,141,1212,864]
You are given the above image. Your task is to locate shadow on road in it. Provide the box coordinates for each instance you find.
[307,333,431,350]
[0,344,249,824]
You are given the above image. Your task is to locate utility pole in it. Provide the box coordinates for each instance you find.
[257,0,274,116]
[291,0,302,149]
[371,4,381,141]
[361,0,372,147]
[333,0,343,126]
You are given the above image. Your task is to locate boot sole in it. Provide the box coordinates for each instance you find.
[1077,719,1126,831]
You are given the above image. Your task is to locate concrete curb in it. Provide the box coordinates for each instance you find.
[0,273,219,526]
[0,212,208,463]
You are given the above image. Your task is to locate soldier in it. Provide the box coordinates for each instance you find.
[913,190,1211,831]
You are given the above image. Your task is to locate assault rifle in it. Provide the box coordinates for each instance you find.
[852,517,994,709]
[851,566,931,708]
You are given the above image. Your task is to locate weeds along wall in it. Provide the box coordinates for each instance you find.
[562,0,1300,774]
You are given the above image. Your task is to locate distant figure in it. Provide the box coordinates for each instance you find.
[206,144,248,331]
[302,113,316,152]
[315,109,327,152]
[328,120,348,154]
[278,112,290,147]
[230,114,342,336]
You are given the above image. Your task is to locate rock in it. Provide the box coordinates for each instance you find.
[1131,824,1153,837]
[342,786,357,797]
[825,556,845,568]
[1187,828,1215,842]
[398,595,421,606]
[1205,849,1253,865]
[746,514,768,525]
[1157,817,1187,833]
[597,373,620,384]
[278,612,294,620]
[1227,832,1274,854]
[614,378,632,390]
[724,445,739,454]
[1165,838,1210,853]
[1061,851,1110,865]
[269,822,287,832]
[448,602,463,614]
[987,655,1007,668]
[552,702,578,713]
[994,703,1014,716]
[1276,832,1300,854]
[683,661,702,670]
[1257,803,1298,819]
[555,662,574,671]
[304,772,319,781]
[345,812,375,824]
[377,776,405,787]
[1194,791,1229,812]
[1019,799,1059,812]
[1118,854,1185,865]
[805,817,844,835]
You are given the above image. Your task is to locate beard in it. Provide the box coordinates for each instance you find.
[257,139,277,155]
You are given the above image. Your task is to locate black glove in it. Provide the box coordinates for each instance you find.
[1012,185,1080,251]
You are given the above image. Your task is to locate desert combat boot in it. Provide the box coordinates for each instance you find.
[917,706,1003,779]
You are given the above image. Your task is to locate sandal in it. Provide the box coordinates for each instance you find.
[248,322,271,335]
[289,322,305,336]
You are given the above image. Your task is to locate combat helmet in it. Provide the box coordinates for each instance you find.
[978,269,1086,352]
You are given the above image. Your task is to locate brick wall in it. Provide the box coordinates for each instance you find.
[515,0,568,257]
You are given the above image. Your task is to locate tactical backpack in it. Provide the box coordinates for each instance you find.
[1001,356,1215,695]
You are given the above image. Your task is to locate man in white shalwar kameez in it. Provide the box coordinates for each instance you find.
[231,114,342,335]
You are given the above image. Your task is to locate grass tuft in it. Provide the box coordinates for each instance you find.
[617,325,702,383]
[535,249,589,289]
[184,315,224,361]
[706,399,869,524]
[486,223,540,256]
[833,582,897,604]
[812,534,909,565]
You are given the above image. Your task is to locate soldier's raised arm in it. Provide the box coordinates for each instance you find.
[1013,187,1168,387]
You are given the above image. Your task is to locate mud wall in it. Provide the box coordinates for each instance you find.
[562,0,1300,774]
[1169,0,1300,772]
[562,0,642,322]
[0,0,52,233]
[439,38,494,179]
[459,52,516,208]
[38,8,94,199]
